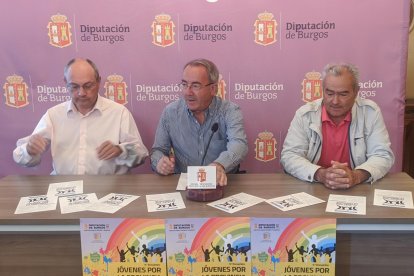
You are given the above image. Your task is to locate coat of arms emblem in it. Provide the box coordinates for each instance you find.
[152,14,175,47]
[197,168,206,182]
[254,131,277,162]
[302,71,322,102]
[254,12,277,46]
[216,74,227,100]
[104,74,128,105]
[3,75,29,108]
[47,13,72,48]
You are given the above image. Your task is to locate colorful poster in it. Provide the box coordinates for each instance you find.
[80,218,166,276]
[166,217,251,276]
[251,218,336,276]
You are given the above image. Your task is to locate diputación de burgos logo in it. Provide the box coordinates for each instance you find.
[254,11,277,46]
[104,74,128,105]
[152,14,175,47]
[217,74,227,100]
[3,75,29,108]
[302,71,322,103]
[197,168,207,183]
[47,13,72,48]
[254,131,277,162]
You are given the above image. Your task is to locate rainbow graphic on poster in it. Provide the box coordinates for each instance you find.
[80,218,166,276]
[251,218,336,276]
[166,217,251,276]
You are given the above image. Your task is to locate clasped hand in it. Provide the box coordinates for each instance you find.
[315,161,368,190]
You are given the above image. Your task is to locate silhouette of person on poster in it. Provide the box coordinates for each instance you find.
[117,246,127,262]
[285,245,298,262]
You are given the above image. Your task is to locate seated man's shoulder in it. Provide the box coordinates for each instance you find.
[47,100,71,114]
[219,98,241,111]
[101,96,124,108]
[355,97,381,111]
[296,99,322,116]
[162,98,183,114]
[101,97,135,113]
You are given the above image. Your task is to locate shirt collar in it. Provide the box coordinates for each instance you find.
[66,95,104,116]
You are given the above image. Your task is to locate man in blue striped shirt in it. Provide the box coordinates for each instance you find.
[151,59,248,186]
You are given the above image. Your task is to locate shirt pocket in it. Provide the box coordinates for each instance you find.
[209,138,227,154]
[352,134,367,165]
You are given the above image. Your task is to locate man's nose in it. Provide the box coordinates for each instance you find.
[332,94,340,104]
[184,87,195,95]
[78,87,87,96]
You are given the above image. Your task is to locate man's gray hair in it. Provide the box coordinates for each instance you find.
[64,58,101,82]
[322,63,360,92]
[184,58,219,84]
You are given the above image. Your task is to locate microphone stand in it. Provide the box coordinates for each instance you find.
[201,122,218,166]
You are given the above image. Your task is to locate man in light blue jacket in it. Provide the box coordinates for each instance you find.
[281,63,394,189]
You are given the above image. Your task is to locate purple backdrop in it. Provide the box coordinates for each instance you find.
[0,0,409,176]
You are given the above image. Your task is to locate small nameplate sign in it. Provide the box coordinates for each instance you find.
[187,166,216,189]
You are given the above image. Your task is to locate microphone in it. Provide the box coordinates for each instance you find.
[201,122,219,165]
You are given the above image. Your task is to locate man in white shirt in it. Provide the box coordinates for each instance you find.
[13,58,149,174]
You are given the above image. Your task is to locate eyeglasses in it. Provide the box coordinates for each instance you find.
[66,82,97,93]
[179,82,214,92]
